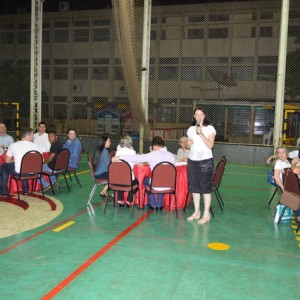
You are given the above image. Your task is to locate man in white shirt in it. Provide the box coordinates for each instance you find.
[33,122,51,152]
[0,128,42,196]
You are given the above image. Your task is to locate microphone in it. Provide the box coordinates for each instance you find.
[196,121,200,127]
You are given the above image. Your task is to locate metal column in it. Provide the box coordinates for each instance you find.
[30,0,44,130]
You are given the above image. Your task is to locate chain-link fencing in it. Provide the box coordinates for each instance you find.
[0,0,300,145]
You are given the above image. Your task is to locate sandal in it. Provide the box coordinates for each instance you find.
[187,212,201,221]
[100,192,107,198]
[198,215,211,225]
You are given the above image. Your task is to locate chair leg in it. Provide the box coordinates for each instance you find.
[268,187,279,206]
[63,174,71,192]
[183,192,190,212]
[214,190,223,212]
[210,206,215,218]
[103,194,110,214]
[87,183,98,207]
[216,187,224,207]
[173,194,178,219]
[73,172,81,187]
[68,171,72,181]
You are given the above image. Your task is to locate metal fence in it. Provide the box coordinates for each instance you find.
[0,0,300,145]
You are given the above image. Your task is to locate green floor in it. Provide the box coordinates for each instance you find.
[1,158,299,300]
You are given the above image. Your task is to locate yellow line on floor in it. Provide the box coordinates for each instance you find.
[53,221,75,232]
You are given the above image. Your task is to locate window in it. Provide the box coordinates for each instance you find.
[258,56,277,64]
[150,30,157,40]
[188,15,205,23]
[259,26,272,37]
[54,67,68,79]
[53,104,67,120]
[73,67,88,80]
[74,20,89,27]
[206,66,229,81]
[208,28,228,38]
[209,14,229,22]
[261,12,273,20]
[257,66,277,81]
[54,30,69,42]
[93,58,109,64]
[187,29,204,39]
[231,66,253,81]
[0,32,13,44]
[114,67,124,80]
[54,96,67,102]
[93,28,110,41]
[181,66,202,81]
[159,66,178,80]
[74,29,89,42]
[289,26,300,37]
[55,21,69,28]
[18,31,30,44]
[42,67,50,80]
[92,67,109,80]
[93,19,110,26]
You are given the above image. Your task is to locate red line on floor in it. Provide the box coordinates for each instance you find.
[0,202,103,255]
[41,211,151,300]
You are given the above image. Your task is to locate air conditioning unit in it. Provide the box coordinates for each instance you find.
[120,85,127,95]
[73,83,82,93]
[59,2,70,12]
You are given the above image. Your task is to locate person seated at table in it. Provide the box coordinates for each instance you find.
[273,146,291,191]
[33,121,51,152]
[93,135,111,197]
[40,130,63,192]
[63,128,82,170]
[0,123,14,150]
[266,148,299,165]
[0,127,42,197]
[176,136,189,162]
[115,135,138,207]
[112,136,176,210]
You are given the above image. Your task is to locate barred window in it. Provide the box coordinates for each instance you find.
[74,29,89,42]
[187,29,204,39]
[92,67,109,80]
[54,30,69,43]
[54,67,68,79]
[93,28,110,41]
[208,28,228,38]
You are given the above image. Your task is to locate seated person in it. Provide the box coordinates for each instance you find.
[176,136,189,162]
[266,148,299,165]
[0,127,42,197]
[40,130,63,191]
[33,122,51,152]
[273,146,291,190]
[0,123,14,149]
[93,135,111,197]
[113,136,176,210]
[115,135,138,207]
[63,128,82,169]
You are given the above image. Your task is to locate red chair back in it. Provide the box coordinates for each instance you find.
[54,149,70,172]
[150,162,176,192]
[20,150,43,176]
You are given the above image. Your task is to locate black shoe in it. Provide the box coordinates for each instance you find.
[0,193,8,198]
[148,205,155,210]
[157,206,164,211]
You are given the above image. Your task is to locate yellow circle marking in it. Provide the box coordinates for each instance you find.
[207,242,230,251]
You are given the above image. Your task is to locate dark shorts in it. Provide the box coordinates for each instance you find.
[187,158,214,194]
